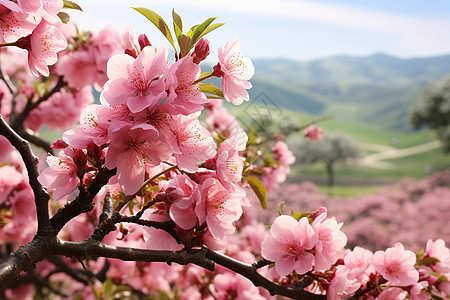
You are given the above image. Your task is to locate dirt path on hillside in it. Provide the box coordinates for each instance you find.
[359,140,441,169]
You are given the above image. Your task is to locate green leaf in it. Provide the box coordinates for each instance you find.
[431,295,444,300]
[102,278,114,296]
[244,176,267,209]
[291,212,311,221]
[195,22,225,43]
[278,202,285,215]
[57,12,70,24]
[132,7,176,51]
[172,8,183,38]
[63,0,83,11]
[191,17,216,41]
[417,256,441,266]
[250,169,265,176]
[436,275,448,283]
[199,83,224,99]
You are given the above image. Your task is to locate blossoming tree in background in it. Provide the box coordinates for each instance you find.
[0,1,449,299]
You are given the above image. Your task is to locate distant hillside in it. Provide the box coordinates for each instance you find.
[249,53,450,131]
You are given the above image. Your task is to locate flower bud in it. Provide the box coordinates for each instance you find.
[138,34,151,50]
[51,139,68,149]
[192,38,210,64]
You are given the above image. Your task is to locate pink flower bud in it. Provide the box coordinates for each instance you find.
[138,34,151,50]
[192,38,210,64]
[51,139,68,149]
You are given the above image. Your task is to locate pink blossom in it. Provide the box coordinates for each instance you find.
[343,246,375,283]
[26,20,67,76]
[63,105,111,149]
[216,37,255,105]
[327,266,360,300]
[205,100,241,136]
[195,178,243,241]
[166,174,200,230]
[38,148,79,201]
[216,130,247,192]
[372,243,419,286]
[55,50,97,89]
[304,124,323,141]
[165,56,208,115]
[409,281,429,300]
[312,212,347,271]
[88,27,123,89]
[25,85,94,131]
[102,45,167,113]
[424,239,450,274]
[0,5,36,43]
[261,215,319,276]
[169,113,216,173]
[105,121,171,194]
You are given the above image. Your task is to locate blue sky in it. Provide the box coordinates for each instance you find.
[71,0,450,61]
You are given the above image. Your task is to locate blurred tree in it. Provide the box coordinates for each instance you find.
[410,76,450,152]
[291,131,362,187]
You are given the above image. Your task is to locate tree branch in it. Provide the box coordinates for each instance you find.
[55,240,216,272]
[0,114,51,235]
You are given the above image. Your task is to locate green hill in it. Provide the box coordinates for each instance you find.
[249,53,450,131]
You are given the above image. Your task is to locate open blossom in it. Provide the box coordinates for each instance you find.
[195,178,243,242]
[216,37,254,105]
[169,113,216,173]
[102,44,167,113]
[372,243,419,286]
[38,148,79,201]
[24,20,67,76]
[327,266,360,300]
[216,130,247,192]
[344,246,375,283]
[261,215,319,276]
[165,56,208,115]
[105,121,171,195]
[312,212,348,272]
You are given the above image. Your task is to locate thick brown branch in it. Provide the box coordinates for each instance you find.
[0,115,51,235]
[205,248,326,300]
[55,240,215,272]
[0,235,57,285]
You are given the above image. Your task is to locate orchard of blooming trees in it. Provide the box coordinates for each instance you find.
[0,1,449,299]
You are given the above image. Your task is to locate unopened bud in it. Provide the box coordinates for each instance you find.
[73,149,87,178]
[51,139,68,149]
[192,38,210,64]
[138,34,151,50]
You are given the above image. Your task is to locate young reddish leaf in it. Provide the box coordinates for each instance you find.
[177,34,191,57]
[244,176,267,209]
[132,7,176,51]
[62,0,83,11]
